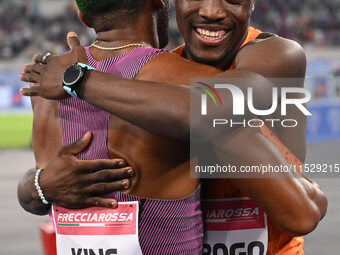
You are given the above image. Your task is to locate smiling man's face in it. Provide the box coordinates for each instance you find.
[174,0,255,69]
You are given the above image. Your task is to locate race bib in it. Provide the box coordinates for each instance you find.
[202,198,268,255]
[52,202,142,255]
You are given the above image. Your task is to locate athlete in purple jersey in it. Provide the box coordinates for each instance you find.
[18,1,220,253]
[58,46,202,254]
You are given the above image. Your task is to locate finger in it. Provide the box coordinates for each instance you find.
[20,64,31,74]
[79,159,127,173]
[67,31,81,50]
[33,53,54,64]
[19,64,45,77]
[87,179,131,195]
[32,53,44,64]
[60,132,92,155]
[88,167,135,183]
[27,64,45,74]
[66,31,88,63]
[20,64,33,76]
[19,72,41,83]
[83,197,118,209]
[20,86,40,97]
[23,64,31,73]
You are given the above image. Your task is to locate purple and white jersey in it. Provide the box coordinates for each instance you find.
[59,46,203,254]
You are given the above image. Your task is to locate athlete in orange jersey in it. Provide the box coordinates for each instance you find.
[173,27,305,254]
[19,1,327,254]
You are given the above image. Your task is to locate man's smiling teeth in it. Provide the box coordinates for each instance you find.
[196,28,227,40]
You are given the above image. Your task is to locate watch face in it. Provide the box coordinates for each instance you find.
[63,64,82,86]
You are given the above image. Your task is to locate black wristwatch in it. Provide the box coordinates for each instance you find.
[62,62,96,99]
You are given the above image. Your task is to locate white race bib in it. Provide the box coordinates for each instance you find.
[202,198,268,255]
[52,202,143,255]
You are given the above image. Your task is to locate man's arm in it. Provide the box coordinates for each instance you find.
[17,132,135,215]
[212,127,327,236]
[19,33,305,141]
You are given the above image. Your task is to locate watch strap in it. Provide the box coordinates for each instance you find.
[63,85,81,99]
[77,62,96,70]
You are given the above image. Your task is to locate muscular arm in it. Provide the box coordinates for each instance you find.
[17,96,61,215]
[212,127,327,236]
[17,131,134,215]
[21,36,306,141]
[78,37,306,140]
[17,97,134,215]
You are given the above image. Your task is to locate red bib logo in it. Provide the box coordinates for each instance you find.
[202,199,266,231]
[53,204,138,235]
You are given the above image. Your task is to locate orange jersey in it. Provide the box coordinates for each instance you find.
[173,26,304,255]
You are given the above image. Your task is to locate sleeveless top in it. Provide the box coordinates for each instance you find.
[173,26,305,255]
[59,46,203,254]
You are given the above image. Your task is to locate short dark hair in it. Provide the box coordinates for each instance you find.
[75,0,147,31]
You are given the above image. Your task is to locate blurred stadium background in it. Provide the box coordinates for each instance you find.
[0,0,339,254]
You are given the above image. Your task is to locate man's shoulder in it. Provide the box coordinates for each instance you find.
[243,34,304,54]
[135,51,220,84]
[235,35,306,78]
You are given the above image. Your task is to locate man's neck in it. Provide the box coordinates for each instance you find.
[95,11,158,49]
[89,21,158,61]
[95,28,154,48]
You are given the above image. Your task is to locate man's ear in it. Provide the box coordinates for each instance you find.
[77,10,92,28]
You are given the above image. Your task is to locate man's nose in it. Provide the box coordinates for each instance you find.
[199,0,228,21]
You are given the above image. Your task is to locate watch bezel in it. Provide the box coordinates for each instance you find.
[62,63,86,89]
